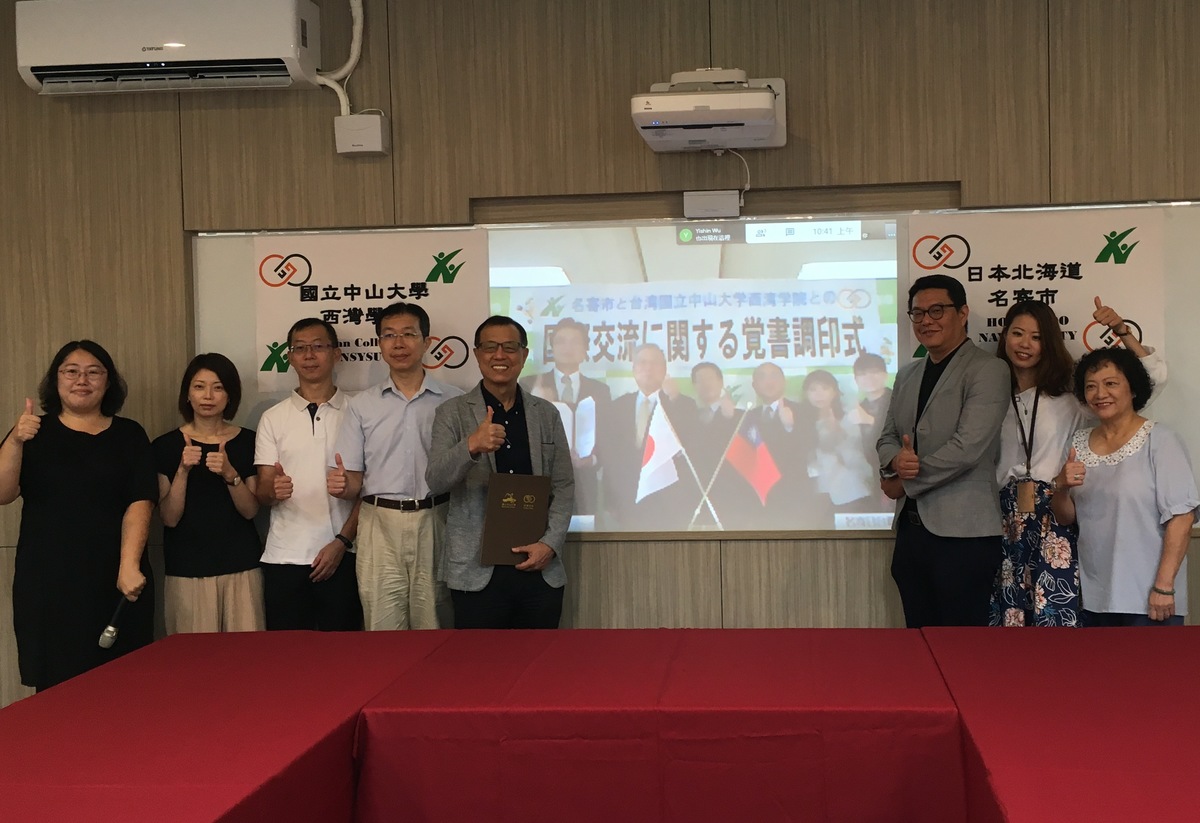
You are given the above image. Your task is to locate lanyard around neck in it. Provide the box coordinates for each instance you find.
[1011,387,1041,477]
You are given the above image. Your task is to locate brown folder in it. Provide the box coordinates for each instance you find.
[480,472,552,566]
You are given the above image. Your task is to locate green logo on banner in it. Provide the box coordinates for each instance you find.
[1095,228,1139,264]
[426,249,464,283]
[261,341,290,372]
[540,296,566,317]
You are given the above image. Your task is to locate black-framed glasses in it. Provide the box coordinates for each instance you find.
[476,342,525,354]
[906,303,958,322]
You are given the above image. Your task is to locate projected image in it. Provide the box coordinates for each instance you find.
[488,218,899,532]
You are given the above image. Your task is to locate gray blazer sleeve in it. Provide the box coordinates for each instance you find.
[426,401,479,495]
[901,354,1010,498]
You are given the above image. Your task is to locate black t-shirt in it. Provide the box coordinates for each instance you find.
[151,427,261,578]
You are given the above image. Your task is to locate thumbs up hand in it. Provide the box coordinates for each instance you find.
[1092,296,1130,338]
[179,432,203,472]
[273,462,293,501]
[893,434,920,479]
[468,406,507,455]
[1057,447,1086,490]
[327,452,348,498]
[13,398,41,443]
[205,438,236,483]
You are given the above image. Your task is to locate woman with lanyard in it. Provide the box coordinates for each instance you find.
[988,298,1165,627]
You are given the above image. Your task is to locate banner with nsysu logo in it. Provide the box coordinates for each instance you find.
[255,230,488,392]
[907,208,1165,360]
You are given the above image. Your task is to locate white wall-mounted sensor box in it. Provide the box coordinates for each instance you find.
[683,189,742,218]
[334,113,390,156]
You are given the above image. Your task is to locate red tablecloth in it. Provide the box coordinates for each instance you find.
[923,627,1200,823]
[355,629,965,823]
[0,631,450,823]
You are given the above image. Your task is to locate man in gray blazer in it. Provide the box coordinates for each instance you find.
[426,315,574,629]
[877,274,1009,627]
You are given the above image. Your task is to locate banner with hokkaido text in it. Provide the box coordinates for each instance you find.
[907,208,1165,360]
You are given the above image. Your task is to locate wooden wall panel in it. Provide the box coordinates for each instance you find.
[179,0,394,230]
[561,540,723,628]
[708,0,1050,208]
[390,0,710,225]
[958,0,1051,206]
[721,538,905,628]
[0,550,34,708]
[1050,0,1200,203]
[0,0,188,544]
[1,0,187,706]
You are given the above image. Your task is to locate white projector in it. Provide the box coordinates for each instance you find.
[631,69,786,153]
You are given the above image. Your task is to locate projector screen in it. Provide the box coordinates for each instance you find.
[487,217,899,532]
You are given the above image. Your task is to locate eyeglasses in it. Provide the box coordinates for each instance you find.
[379,331,423,343]
[288,343,335,355]
[476,342,525,354]
[906,303,958,322]
[58,366,107,382]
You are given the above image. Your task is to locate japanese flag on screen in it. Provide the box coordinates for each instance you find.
[636,402,683,503]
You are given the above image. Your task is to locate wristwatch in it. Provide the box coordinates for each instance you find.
[225,475,242,487]
[879,467,899,480]
[333,534,353,550]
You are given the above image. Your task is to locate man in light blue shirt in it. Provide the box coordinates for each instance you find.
[327,302,463,629]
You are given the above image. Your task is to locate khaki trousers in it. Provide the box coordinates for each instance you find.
[356,502,449,630]
[164,567,266,634]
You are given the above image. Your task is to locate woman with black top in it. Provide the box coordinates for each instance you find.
[0,340,156,690]
[152,353,264,633]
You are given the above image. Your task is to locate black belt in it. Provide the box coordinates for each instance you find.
[362,493,449,512]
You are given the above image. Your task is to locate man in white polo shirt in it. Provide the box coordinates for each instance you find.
[254,317,362,630]
[327,302,463,630]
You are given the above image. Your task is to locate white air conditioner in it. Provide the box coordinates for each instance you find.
[15,0,322,95]
[631,69,786,153]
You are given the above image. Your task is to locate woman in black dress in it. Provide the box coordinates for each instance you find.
[152,353,263,633]
[0,340,156,691]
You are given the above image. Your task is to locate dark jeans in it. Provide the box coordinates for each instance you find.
[891,511,1002,628]
[261,558,363,631]
[1083,610,1185,627]
[451,565,564,629]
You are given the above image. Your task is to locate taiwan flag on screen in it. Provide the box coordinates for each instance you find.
[724,417,781,505]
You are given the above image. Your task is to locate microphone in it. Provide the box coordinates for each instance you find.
[98,597,127,649]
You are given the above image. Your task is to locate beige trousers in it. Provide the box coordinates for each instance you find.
[164,567,266,634]
[356,502,450,630]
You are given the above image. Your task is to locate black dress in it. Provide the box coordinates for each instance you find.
[12,415,157,690]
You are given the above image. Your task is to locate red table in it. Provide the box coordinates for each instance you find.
[924,627,1200,823]
[0,631,450,823]
[355,629,965,823]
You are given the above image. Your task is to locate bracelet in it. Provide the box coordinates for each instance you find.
[333,534,353,550]
[1151,585,1175,597]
